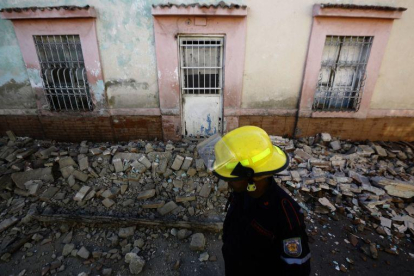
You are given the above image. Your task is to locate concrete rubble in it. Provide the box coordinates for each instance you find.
[0,131,414,274]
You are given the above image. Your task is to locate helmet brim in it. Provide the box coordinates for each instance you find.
[212,145,290,181]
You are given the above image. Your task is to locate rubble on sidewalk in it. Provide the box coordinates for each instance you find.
[0,131,414,274]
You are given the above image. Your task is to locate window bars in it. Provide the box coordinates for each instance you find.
[312,36,373,111]
[33,35,93,111]
[179,37,224,95]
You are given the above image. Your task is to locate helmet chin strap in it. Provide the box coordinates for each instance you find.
[246,178,257,192]
[230,162,257,192]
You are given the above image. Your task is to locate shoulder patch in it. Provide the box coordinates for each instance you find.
[283,237,302,257]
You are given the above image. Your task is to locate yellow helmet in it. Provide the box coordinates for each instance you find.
[212,126,289,181]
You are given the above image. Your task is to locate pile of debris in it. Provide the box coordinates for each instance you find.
[0,130,414,274]
[271,133,414,272]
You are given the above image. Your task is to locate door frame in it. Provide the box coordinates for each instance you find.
[177,34,226,138]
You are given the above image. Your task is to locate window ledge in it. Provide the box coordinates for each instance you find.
[0,5,96,20]
[313,4,406,19]
[311,110,366,119]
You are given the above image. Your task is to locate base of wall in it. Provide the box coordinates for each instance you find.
[239,116,414,141]
[0,115,163,142]
[1,115,414,142]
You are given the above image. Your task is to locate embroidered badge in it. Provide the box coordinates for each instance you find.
[283,237,302,257]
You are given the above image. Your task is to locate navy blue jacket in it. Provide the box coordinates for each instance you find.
[222,177,311,276]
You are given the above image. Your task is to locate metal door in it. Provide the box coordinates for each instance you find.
[179,36,224,137]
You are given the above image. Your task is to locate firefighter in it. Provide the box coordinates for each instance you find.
[203,126,311,276]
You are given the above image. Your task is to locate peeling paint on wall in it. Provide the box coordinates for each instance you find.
[0,79,36,109]
[245,97,299,109]
[26,68,43,88]
[106,79,149,90]
[91,79,105,103]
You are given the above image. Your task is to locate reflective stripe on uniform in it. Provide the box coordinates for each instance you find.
[280,253,311,265]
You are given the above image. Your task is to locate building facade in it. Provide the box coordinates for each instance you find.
[0,0,413,142]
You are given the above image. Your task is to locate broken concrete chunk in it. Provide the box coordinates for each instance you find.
[330,140,341,151]
[138,155,152,169]
[73,186,91,201]
[125,252,145,275]
[113,158,124,173]
[131,161,147,174]
[62,243,75,257]
[72,170,88,182]
[371,177,414,198]
[101,189,114,198]
[137,189,156,200]
[380,217,392,229]
[102,198,115,208]
[373,145,387,157]
[318,197,336,212]
[218,180,228,192]
[320,133,332,142]
[173,180,183,189]
[83,190,96,201]
[187,167,197,177]
[78,155,89,171]
[290,171,301,183]
[358,145,375,156]
[0,216,19,233]
[190,233,206,251]
[294,149,312,161]
[142,201,165,209]
[384,185,414,199]
[89,148,103,155]
[195,159,205,171]
[59,156,76,169]
[119,226,136,238]
[176,195,196,203]
[361,184,385,196]
[68,174,76,187]
[405,204,414,216]
[11,167,53,190]
[37,146,57,159]
[16,148,37,159]
[177,229,192,240]
[171,155,184,171]
[199,183,211,198]
[158,201,178,215]
[40,187,59,201]
[61,166,75,179]
[77,246,90,259]
[181,157,193,171]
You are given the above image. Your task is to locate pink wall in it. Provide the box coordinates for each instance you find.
[152,7,247,140]
[299,5,404,119]
[11,17,106,117]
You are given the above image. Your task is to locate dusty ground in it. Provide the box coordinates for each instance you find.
[2,209,414,276]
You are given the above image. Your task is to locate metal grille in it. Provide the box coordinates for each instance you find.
[34,35,93,111]
[312,36,373,111]
[179,37,224,95]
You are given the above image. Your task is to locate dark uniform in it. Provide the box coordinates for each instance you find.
[222,177,311,276]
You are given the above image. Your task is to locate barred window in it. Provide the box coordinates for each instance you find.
[313,36,373,111]
[179,37,224,95]
[34,35,93,111]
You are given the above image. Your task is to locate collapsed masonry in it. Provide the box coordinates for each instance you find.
[0,130,414,274]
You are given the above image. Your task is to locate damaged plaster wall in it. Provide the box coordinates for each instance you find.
[0,18,36,110]
[0,0,244,112]
[242,0,414,110]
